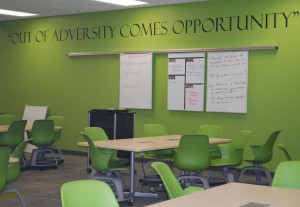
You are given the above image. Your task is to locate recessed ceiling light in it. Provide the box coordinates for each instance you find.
[0,9,37,17]
[94,0,148,6]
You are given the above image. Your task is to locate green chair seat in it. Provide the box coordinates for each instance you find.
[81,132,130,203]
[151,162,203,199]
[209,130,252,183]
[239,130,282,185]
[0,147,26,207]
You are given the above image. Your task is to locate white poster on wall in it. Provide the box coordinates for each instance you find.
[206,51,248,113]
[168,53,205,111]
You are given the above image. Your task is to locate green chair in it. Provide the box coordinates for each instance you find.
[0,147,26,207]
[28,120,58,170]
[151,162,203,199]
[84,127,129,173]
[197,124,223,159]
[272,161,300,189]
[239,130,282,185]
[0,114,16,125]
[61,180,120,207]
[81,132,130,203]
[173,135,211,189]
[278,144,293,161]
[7,139,31,183]
[140,124,174,181]
[0,120,27,150]
[209,130,252,183]
[46,116,64,163]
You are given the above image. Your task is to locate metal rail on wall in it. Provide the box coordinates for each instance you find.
[66,45,278,57]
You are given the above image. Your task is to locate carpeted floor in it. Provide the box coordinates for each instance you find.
[0,153,268,207]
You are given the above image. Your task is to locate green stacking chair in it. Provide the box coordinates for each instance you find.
[0,147,26,207]
[272,161,300,189]
[239,130,282,185]
[173,135,211,189]
[28,120,58,170]
[197,125,223,159]
[61,180,120,207]
[7,139,31,183]
[209,130,252,183]
[278,144,293,161]
[151,162,203,199]
[84,127,129,171]
[140,124,174,182]
[81,132,130,203]
[47,116,64,163]
[0,120,27,150]
[0,114,16,125]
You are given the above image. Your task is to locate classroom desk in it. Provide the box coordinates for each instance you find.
[146,182,300,207]
[0,124,62,133]
[77,135,231,204]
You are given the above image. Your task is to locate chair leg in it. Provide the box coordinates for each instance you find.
[91,173,130,202]
[2,188,26,207]
[239,166,272,185]
[178,175,210,189]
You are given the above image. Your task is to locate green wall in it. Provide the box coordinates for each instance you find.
[1,0,300,171]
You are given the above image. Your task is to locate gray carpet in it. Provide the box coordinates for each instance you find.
[0,153,266,207]
[0,153,168,207]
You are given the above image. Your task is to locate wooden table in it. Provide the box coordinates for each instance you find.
[146,182,300,207]
[0,124,62,133]
[78,135,231,204]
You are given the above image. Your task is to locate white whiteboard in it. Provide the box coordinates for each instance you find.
[23,105,48,124]
[168,53,205,111]
[206,51,248,113]
[22,105,48,152]
[119,53,152,109]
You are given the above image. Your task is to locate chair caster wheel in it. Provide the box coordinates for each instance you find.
[127,201,133,206]
[87,168,92,173]
[54,165,58,169]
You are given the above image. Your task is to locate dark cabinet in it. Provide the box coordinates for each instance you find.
[88,109,135,160]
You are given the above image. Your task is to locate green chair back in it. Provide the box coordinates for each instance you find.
[278,144,293,161]
[144,124,167,137]
[143,124,172,158]
[151,162,203,199]
[81,132,112,171]
[47,116,63,141]
[0,115,16,125]
[84,127,123,161]
[197,125,222,159]
[84,127,108,141]
[0,147,10,192]
[61,180,120,207]
[252,130,281,163]
[174,135,210,171]
[272,161,300,189]
[0,120,27,148]
[29,120,55,146]
[230,130,252,164]
[196,125,222,137]
[7,139,30,184]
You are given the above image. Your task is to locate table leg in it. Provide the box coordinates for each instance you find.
[129,152,158,203]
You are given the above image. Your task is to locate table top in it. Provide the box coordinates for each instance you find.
[77,135,231,152]
[146,183,300,207]
[9,157,19,163]
[0,124,62,133]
